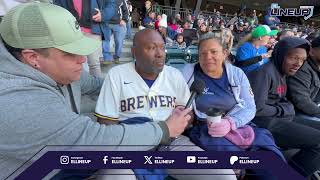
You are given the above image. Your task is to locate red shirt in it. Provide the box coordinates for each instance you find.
[73,0,92,34]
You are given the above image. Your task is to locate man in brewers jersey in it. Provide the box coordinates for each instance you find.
[95,29,236,180]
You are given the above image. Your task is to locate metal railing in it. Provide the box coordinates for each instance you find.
[152,5,192,20]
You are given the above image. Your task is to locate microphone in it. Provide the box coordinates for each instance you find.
[185,79,205,108]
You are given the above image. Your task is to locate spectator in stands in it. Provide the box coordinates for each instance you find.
[168,16,178,31]
[182,32,284,179]
[175,13,183,26]
[172,33,186,49]
[143,11,155,28]
[235,25,278,74]
[233,23,246,44]
[306,32,320,43]
[54,0,102,77]
[185,13,193,27]
[277,30,294,40]
[155,14,162,29]
[143,0,152,18]
[287,37,320,126]
[126,0,133,40]
[266,34,277,51]
[219,20,226,29]
[264,8,280,28]
[158,14,176,46]
[92,0,129,65]
[182,22,198,47]
[247,10,259,26]
[296,31,303,38]
[247,37,320,179]
[198,22,208,37]
[131,8,140,28]
[182,20,191,30]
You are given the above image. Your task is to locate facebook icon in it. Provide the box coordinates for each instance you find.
[103,156,108,164]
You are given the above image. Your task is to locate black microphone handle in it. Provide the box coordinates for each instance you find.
[185,92,197,109]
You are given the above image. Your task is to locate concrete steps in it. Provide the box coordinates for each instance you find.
[100,28,138,76]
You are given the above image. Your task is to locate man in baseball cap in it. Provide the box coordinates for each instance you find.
[0,3,192,179]
[251,25,278,38]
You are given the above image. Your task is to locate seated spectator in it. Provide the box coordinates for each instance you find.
[266,34,277,51]
[158,14,176,46]
[219,20,226,29]
[247,37,320,178]
[264,7,280,28]
[182,32,284,179]
[95,29,237,180]
[287,36,320,126]
[142,11,155,28]
[168,16,178,31]
[175,13,183,26]
[172,33,186,49]
[233,23,246,44]
[185,13,194,27]
[235,25,278,74]
[198,22,208,37]
[154,14,162,29]
[131,8,140,28]
[247,10,259,26]
[182,28,198,47]
[306,32,320,43]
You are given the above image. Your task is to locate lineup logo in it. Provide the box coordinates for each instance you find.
[60,156,91,165]
[229,156,259,165]
[270,3,314,20]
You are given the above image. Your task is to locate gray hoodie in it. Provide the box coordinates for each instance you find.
[0,40,166,179]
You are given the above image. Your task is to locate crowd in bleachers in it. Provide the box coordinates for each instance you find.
[136,0,319,52]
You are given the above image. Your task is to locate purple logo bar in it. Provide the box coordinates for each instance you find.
[15,151,304,180]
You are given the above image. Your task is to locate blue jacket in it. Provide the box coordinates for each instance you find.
[91,0,116,36]
[182,62,256,128]
[236,42,269,74]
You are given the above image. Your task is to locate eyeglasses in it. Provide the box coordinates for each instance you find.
[287,56,307,64]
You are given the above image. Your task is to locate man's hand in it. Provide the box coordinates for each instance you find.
[165,107,192,138]
[261,53,271,59]
[92,8,102,22]
[120,20,126,26]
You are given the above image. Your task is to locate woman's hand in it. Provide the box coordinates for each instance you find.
[207,118,231,137]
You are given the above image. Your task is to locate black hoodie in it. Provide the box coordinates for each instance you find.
[247,37,310,123]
